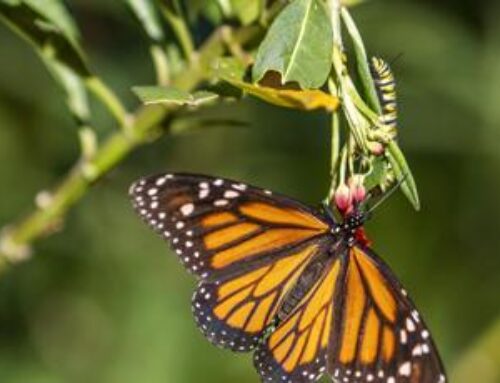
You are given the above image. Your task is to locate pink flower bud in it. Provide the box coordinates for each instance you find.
[349,175,366,203]
[334,183,352,212]
[368,141,385,156]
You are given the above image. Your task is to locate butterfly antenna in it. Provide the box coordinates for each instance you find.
[389,52,404,67]
[365,174,408,215]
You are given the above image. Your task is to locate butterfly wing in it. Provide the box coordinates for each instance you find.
[129,173,330,280]
[254,247,345,383]
[254,243,446,383]
[192,238,331,352]
[328,244,447,383]
[129,173,333,351]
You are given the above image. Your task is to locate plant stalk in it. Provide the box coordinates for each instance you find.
[0,25,260,275]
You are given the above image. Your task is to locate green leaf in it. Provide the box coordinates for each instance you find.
[342,0,368,7]
[213,57,248,81]
[45,59,90,124]
[0,0,91,125]
[229,0,263,25]
[0,0,90,77]
[364,156,387,191]
[341,7,380,113]
[386,141,421,211]
[125,0,164,42]
[132,86,218,106]
[253,0,333,89]
[185,0,223,25]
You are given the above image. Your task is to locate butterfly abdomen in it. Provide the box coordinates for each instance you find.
[277,253,330,321]
[370,57,398,130]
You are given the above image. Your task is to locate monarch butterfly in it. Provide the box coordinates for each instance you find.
[370,57,398,130]
[129,173,446,383]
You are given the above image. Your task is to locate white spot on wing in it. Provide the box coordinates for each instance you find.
[156,177,167,186]
[232,183,247,191]
[398,362,411,377]
[400,330,408,344]
[180,203,194,216]
[224,190,239,199]
[406,317,416,332]
[199,189,210,199]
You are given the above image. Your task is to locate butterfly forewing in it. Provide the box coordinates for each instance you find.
[327,244,446,383]
[129,173,330,280]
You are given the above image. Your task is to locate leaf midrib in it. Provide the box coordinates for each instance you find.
[283,0,314,83]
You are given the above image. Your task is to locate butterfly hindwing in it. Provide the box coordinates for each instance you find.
[129,173,330,280]
[254,250,344,383]
[192,239,331,352]
[328,244,446,383]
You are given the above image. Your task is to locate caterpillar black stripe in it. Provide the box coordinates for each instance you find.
[370,56,397,130]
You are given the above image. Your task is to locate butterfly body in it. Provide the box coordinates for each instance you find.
[129,173,446,383]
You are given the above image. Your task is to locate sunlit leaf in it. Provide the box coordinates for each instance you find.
[253,0,333,89]
[229,0,263,25]
[132,86,219,106]
[223,78,339,111]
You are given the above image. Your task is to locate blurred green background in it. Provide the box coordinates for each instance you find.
[1,1,500,382]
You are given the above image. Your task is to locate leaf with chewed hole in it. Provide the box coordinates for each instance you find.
[252,0,333,89]
[133,86,219,107]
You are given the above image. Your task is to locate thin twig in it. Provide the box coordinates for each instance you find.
[0,26,261,275]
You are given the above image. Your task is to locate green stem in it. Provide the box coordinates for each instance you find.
[328,0,343,48]
[327,79,340,203]
[150,44,170,85]
[326,0,343,202]
[0,25,260,275]
[160,4,196,62]
[85,76,130,130]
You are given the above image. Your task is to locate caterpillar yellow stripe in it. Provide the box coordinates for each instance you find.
[370,57,397,130]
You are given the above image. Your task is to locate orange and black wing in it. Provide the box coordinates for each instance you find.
[129,173,333,351]
[327,244,447,383]
[193,238,331,351]
[129,173,330,279]
[254,249,344,383]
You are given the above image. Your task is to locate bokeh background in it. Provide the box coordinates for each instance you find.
[1,1,500,382]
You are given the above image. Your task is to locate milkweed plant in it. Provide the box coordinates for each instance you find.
[0,0,419,272]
